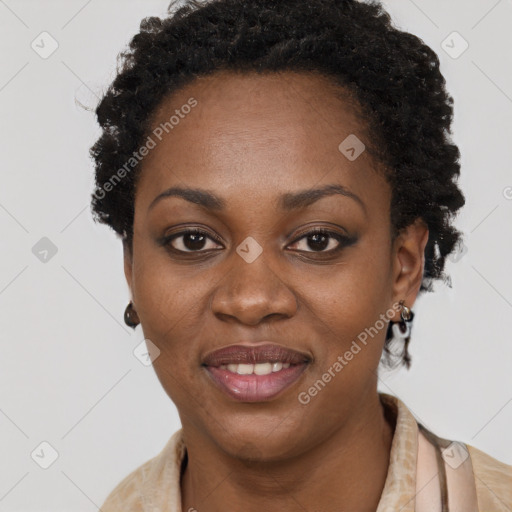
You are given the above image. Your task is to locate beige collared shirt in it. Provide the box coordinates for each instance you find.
[101,393,512,511]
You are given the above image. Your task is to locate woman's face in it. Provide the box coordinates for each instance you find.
[124,70,428,460]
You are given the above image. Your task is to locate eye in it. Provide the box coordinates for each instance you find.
[160,226,356,256]
[163,229,223,253]
[288,227,355,254]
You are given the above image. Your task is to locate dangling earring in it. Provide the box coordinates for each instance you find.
[391,299,414,339]
[124,301,140,329]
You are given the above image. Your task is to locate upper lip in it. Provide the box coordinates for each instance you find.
[202,342,312,367]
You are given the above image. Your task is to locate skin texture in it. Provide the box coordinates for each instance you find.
[123,70,429,512]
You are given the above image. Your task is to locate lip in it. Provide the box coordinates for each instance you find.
[202,343,311,367]
[202,342,312,402]
[205,363,309,402]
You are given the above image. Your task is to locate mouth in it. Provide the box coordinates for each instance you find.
[202,343,311,402]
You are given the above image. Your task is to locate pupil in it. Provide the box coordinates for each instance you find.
[185,232,206,250]
[309,233,328,251]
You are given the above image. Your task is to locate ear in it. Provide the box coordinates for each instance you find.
[390,218,429,320]
[123,239,134,296]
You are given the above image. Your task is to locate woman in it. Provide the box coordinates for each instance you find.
[90,0,511,510]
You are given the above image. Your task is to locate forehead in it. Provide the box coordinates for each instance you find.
[135,70,388,214]
[147,70,367,152]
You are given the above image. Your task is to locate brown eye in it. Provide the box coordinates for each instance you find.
[288,228,357,254]
[164,229,223,253]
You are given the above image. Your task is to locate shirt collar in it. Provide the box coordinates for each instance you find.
[376,392,419,512]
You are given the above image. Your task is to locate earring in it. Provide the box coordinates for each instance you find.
[124,301,140,329]
[391,299,414,339]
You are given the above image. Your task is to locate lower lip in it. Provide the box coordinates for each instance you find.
[204,363,309,402]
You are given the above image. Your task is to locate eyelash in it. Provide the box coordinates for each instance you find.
[161,227,355,256]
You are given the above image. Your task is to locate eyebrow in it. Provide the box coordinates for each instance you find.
[148,183,366,215]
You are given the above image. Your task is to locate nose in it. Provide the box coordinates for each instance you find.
[209,248,298,326]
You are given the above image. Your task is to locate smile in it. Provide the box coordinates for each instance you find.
[204,361,309,402]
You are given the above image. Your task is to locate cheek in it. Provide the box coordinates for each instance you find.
[130,265,202,388]
[299,247,392,356]
[132,247,205,332]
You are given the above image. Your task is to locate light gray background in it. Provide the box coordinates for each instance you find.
[1,0,511,510]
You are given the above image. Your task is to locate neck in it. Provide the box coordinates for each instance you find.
[181,392,396,512]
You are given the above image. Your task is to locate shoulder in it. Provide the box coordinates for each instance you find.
[100,429,185,512]
[422,424,512,510]
[389,392,512,511]
[467,443,512,511]
[100,458,154,512]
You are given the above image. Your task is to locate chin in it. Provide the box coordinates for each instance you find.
[208,418,306,462]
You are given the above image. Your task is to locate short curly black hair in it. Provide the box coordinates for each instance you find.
[89,0,465,370]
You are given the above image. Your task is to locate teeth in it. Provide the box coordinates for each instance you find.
[254,362,272,375]
[236,363,254,375]
[218,362,294,375]
[272,362,282,372]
